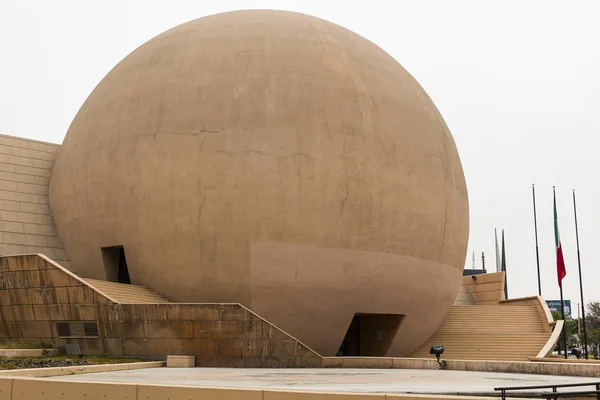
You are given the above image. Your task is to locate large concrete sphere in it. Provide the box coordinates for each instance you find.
[50,10,469,356]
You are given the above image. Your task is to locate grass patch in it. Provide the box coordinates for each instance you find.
[0,355,146,370]
[54,355,146,364]
[0,341,54,349]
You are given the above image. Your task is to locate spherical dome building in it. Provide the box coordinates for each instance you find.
[49,10,469,356]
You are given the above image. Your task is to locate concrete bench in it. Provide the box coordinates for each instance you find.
[166,355,195,368]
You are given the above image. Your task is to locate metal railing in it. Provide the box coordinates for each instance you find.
[495,382,600,400]
[541,390,600,400]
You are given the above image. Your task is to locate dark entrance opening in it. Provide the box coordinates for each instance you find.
[101,246,131,284]
[336,313,404,357]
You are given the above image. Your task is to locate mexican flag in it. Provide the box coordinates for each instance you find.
[553,192,567,288]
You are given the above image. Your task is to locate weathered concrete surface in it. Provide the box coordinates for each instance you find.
[0,361,165,377]
[0,134,69,267]
[0,349,58,357]
[327,357,600,378]
[47,368,597,395]
[0,254,322,366]
[167,355,195,368]
[50,9,468,358]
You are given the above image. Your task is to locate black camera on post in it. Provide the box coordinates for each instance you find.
[429,345,446,369]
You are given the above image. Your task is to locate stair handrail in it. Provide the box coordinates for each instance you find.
[535,319,564,358]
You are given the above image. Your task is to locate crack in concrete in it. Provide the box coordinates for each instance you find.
[214,149,314,160]
[158,129,220,136]
[439,202,448,258]
[131,129,223,139]
[339,180,349,217]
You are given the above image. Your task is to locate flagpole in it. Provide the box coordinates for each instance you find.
[559,285,568,359]
[578,303,581,336]
[495,229,501,273]
[501,230,508,299]
[554,186,568,359]
[573,189,589,358]
[532,184,542,296]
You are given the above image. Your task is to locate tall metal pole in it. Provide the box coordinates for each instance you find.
[577,302,581,336]
[532,184,542,296]
[559,285,568,359]
[554,186,568,359]
[573,189,589,358]
[495,229,501,272]
[501,230,508,299]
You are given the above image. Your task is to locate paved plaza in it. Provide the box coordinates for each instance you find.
[51,368,598,395]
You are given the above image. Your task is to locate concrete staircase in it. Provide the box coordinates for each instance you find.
[84,279,171,304]
[410,302,554,361]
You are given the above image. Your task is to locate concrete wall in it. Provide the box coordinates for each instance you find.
[0,134,68,266]
[454,272,505,306]
[0,254,114,348]
[0,254,322,367]
[453,284,476,306]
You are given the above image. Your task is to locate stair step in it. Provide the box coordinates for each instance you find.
[99,294,168,301]
[84,278,170,304]
[410,302,554,361]
[93,290,168,299]
[91,284,157,291]
[117,300,171,304]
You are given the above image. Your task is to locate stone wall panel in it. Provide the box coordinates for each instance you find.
[168,338,195,355]
[0,321,22,338]
[20,321,53,337]
[1,305,35,321]
[0,135,69,266]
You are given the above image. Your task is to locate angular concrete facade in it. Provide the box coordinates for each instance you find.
[0,135,68,267]
[47,10,469,357]
[0,254,321,367]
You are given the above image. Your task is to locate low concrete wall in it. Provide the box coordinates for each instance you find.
[0,361,164,377]
[324,357,600,378]
[0,377,516,400]
[0,348,58,357]
[166,355,195,368]
[530,357,600,364]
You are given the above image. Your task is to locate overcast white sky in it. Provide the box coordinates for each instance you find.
[1,1,599,309]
